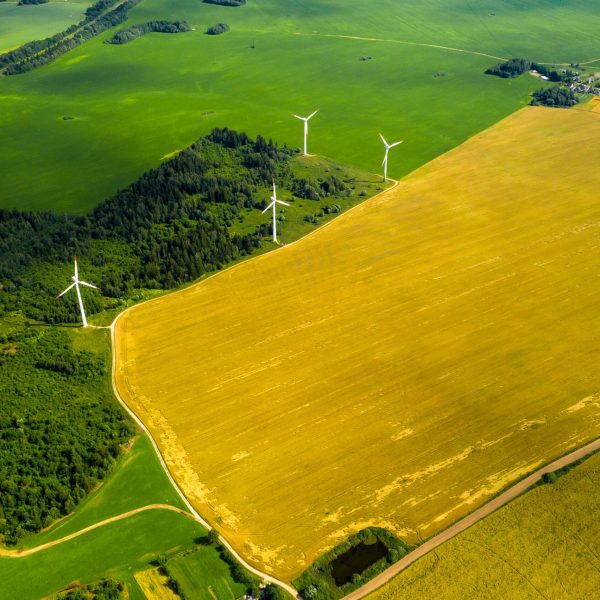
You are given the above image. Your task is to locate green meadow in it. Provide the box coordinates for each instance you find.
[0,510,203,600]
[5,0,599,212]
[17,434,187,550]
[0,1,91,54]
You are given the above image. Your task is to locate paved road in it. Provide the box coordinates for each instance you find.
[342,436,600,600]
[0,504,189,558]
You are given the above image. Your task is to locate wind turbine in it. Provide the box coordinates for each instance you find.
[380,133,403,181]
[294,109,319,155]
[262,179,290,244]
[57,256,99,328]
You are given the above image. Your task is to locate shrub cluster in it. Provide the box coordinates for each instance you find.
[203,0,246,6]
[56,578,126,599]
[531,85,579,107]
[206,23,230,35]
[106,20,191,44]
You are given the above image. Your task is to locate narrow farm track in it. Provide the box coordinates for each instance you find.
[342,436,600,600]
[0,504,189,558]
[294,32,600,66]
[294,31,508,61]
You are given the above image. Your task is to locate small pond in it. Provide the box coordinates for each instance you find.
[330,539,388,586]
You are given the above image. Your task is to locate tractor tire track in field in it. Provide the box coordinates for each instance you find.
[341,436,600,600]
[0,505,190,558]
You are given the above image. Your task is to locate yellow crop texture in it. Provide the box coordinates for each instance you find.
[115,106,600,579]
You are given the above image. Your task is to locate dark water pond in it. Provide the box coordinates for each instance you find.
[330,539,388,586]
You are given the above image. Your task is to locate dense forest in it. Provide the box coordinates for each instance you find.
[0,328,134,544]
[106,20,191,45]
[531,85,579,107]
[0,128,351,326]
[0,0,141,74]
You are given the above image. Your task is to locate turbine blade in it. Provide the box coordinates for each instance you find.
[79,281,98,290]
[390,140,404,148]
[276,200,291,207]
[379,133,388,147]
[293,115,304,120]
[262,202,275,213]
[73,255,78,279]
[381,156,387,167]
[307,109,319,119]
[57,282,76,298]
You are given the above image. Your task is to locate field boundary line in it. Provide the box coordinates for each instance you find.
[105,176,401,594]
[0,504,189,558]
[340,436,600,600]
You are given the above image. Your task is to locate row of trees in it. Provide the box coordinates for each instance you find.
[106,20,191,45]
[1,0,141,74]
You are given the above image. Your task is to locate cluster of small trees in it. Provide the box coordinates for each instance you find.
[106,20,191,45]
[17,0,49,5]
[0,0,141,74]
[55,578,126,600]
[203,0,246,6]
[531,85,579,107]
[485,57,565,82]
[206,23,230,35]
[485,58,532,78]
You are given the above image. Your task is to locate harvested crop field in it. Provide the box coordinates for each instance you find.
[115,106,600,579]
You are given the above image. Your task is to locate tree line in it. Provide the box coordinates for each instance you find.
[106,20,191,45]
[0,128,328,325]
[0,0,141,75]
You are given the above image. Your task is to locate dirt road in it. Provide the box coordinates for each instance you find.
[342,436,600,600]
[0,504,190,558]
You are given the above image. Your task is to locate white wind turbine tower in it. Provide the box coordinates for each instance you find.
[262,179,290,244]
[380,133,403,182]
[57,256,99,328]
[294,109,319,155]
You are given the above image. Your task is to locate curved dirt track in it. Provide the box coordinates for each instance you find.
[342,436,600,600]
[0,504,189,558]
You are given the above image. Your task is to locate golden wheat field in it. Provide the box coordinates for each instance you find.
[368,453,600,600]
[115,106,600,579]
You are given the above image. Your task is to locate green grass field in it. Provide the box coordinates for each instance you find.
[167,546,249,600]
[17,434,186,550]
[0,0,90,53]
[5,0,598,212]
[0,510,203,600]
[369,452,600,600]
